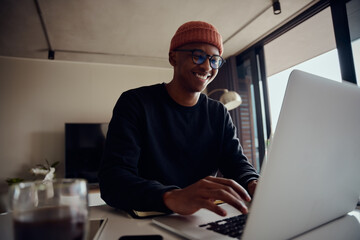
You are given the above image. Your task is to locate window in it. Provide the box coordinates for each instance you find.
[264,7,340,131]
[219,0,358,169]
[267,49,342,131]
[347,0,360,86]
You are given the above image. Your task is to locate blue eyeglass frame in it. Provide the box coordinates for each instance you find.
[173,49,226,69]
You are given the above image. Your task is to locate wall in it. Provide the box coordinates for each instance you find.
[0,56,173,193]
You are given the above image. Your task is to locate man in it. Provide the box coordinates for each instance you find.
[98,21,259,217]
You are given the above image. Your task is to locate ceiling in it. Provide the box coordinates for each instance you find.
[0,0,320,69]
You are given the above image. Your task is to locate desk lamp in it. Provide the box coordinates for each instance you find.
[207,89,242,110]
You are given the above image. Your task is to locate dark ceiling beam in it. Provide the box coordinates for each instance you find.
[34,0,54,60]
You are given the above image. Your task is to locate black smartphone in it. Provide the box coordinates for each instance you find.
[119,235,163,240]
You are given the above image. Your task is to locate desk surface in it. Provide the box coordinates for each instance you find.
[1,205,360,240]
[90,205,183,240]
[93,205,360,240]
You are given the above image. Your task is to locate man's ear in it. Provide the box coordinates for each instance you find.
[169,51,176,66]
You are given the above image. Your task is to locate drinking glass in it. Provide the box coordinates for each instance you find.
[9,178,88,240]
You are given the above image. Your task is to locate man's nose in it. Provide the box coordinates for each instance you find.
[199,58,212,71]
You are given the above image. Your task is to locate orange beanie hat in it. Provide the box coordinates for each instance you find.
[170,21,223,55]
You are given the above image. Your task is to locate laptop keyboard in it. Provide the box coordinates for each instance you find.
[199,214,248,239]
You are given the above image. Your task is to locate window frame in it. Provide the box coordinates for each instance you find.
[233,0,357,169]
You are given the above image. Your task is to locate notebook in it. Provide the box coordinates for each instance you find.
[153,70,360,240]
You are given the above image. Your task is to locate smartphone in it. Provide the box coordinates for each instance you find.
[119,235,163,240]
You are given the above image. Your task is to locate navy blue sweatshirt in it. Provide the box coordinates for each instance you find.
[98,83,259,213]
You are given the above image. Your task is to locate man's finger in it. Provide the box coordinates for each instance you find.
[205,176,251,201]
[201,199,228,216]
[201,179,243,201]
[203,188,249,214]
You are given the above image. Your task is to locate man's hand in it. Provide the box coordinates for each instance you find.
[163,176,251,216]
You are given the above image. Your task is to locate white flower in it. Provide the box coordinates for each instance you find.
[31,168,49,175]
[44,167,55,181]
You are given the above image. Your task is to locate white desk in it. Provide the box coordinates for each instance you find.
[1,204,360,240]
[92,205,360,240]
[293,210,360,240]
[90,205,182,240]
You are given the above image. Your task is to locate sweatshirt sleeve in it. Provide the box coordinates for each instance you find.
[98,91,178,213]
[218,108,260,190]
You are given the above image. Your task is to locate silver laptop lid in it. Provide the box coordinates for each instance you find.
[243,70,360,240]
[153,70,360,240]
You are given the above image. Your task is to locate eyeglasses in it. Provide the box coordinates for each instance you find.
[173,49,226,69]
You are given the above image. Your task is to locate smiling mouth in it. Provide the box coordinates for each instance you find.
[194,72,211,81]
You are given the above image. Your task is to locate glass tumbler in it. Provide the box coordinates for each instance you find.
[9,178,88,240]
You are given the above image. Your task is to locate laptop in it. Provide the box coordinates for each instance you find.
[153,70,360,240]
